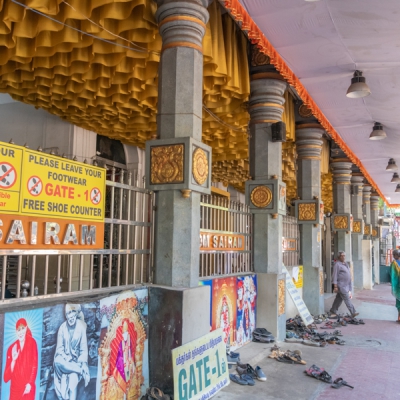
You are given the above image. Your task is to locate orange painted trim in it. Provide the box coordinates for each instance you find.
[159,16,207,30]
[162,41,203,53]
[223,0,391,206]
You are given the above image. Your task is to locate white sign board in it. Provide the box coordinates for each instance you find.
[283,266,314,326]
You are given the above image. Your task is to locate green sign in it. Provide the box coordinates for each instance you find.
[172,328,229,400]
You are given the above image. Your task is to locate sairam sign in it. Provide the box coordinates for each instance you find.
[200,232,245,251]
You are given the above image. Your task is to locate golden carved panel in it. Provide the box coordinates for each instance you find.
[251,186,273,208]
[298,203,316,221]
[353,221,361,233]
[364,225,371,235]
[372,228,378,237]
[278,279,285,316]
[319,272,324,295]
[150,144,184,184]
[334,215,348,230]
[192,148,208,185]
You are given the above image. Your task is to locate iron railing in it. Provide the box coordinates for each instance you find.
[282,215,300,266]
[199,195,253,277]
[0,167,154,302]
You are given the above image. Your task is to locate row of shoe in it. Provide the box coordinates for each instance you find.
[229,362,267,385]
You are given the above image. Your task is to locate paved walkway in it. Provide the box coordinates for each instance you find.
[215,284,400,400]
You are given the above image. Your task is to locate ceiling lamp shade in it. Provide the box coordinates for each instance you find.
[391,173,400,183]
[369,122,387,140]
[386,158,398,171]
[346,70,371,98]
[396,184,400,193]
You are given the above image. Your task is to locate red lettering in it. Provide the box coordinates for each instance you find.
[44,183,74,199]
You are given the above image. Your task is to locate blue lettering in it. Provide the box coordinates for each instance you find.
[179,369,187,400]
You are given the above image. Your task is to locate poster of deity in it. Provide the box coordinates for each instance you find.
[236,275,257,348]
[198,279,213,330]
[2,309,42,400]
[211,277,237,349]
[39,302,100,400]
[97,289,149,400]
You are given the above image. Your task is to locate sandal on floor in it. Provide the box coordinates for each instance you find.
[305,365,332,383]
[331,377,354,389]
[146,387,171,400]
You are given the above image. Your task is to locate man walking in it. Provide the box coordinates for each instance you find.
[329,251,358,318]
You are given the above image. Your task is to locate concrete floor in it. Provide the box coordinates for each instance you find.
[215,284,400,400]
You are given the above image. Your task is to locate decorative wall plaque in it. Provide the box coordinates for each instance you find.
[353,221,361,233]
[298,104,313,118]
[150,144,184,184]
[372,228,378,237]
[298,203,317,221]
[192,147,208,185]
[251,45,270,66]
[364,225,371,235]
[319,271,324,295]
[251,185,273,208]
[334,215,348,230]
[278,279,285,316]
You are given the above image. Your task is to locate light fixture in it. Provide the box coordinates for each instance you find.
[386,158,398,171]
[369,122,387,140]
[346,70,371,98]
[391,173,400,183]
[395,184,400,193]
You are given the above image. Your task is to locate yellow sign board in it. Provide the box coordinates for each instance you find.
[0,142,23,214]
[294,265,303,289]
[20,149,105,221]
[172,329,229,400]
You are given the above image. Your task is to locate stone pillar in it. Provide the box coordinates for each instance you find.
[370,192,381,283]
[144,1,212,394]
[148,0,211,288]
[362,185,373,288]
[295,124,325,315]
[351,173,364,289]
[331,158,353,259]
[245,69,287,340]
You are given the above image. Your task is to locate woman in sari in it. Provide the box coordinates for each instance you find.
[3,318,38,399]
[391,249,400,323]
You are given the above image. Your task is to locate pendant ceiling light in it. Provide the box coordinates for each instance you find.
[346,70,371,98]
[369,122,387,140]
[391,173,400,183]
[395,184,400,193]
[386,158,398,171]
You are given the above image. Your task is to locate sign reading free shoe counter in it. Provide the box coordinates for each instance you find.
[0,141,105,249]
[172,328,229,400]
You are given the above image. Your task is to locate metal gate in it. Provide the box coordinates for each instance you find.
[0,166,154,302]
[199,195,253,277]
[282,215,300,266]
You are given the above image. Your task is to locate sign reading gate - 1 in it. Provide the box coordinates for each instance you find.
[172,329,229,400]
[0,141,105,249]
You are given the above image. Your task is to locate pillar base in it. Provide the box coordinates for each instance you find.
[362,240,373,289]
[373,238,380,284]
[353,260,364,289]
[256,273,286,341]
[303,266,325,315]
[149,285,210,395]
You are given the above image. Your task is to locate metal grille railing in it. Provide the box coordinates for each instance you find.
[0,167,154,302]
[199,195,253,277]
[282,215,300,266]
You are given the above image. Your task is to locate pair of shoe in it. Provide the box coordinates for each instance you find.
[230,363,267,385]
[252,328,275,343]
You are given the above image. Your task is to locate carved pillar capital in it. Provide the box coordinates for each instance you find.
[249,74,287,123]
[370,194,380,210]
[363,185,372,203]
[296,124,324,160]
[330,158,352,184]
[156,0,209,52]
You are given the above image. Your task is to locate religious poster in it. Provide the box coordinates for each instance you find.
[236,275,257,348]
[211,277,237,349]
[2,309,43,400]
[39,302,100,400]
[97,289,149,400]
[198,279,213,330]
